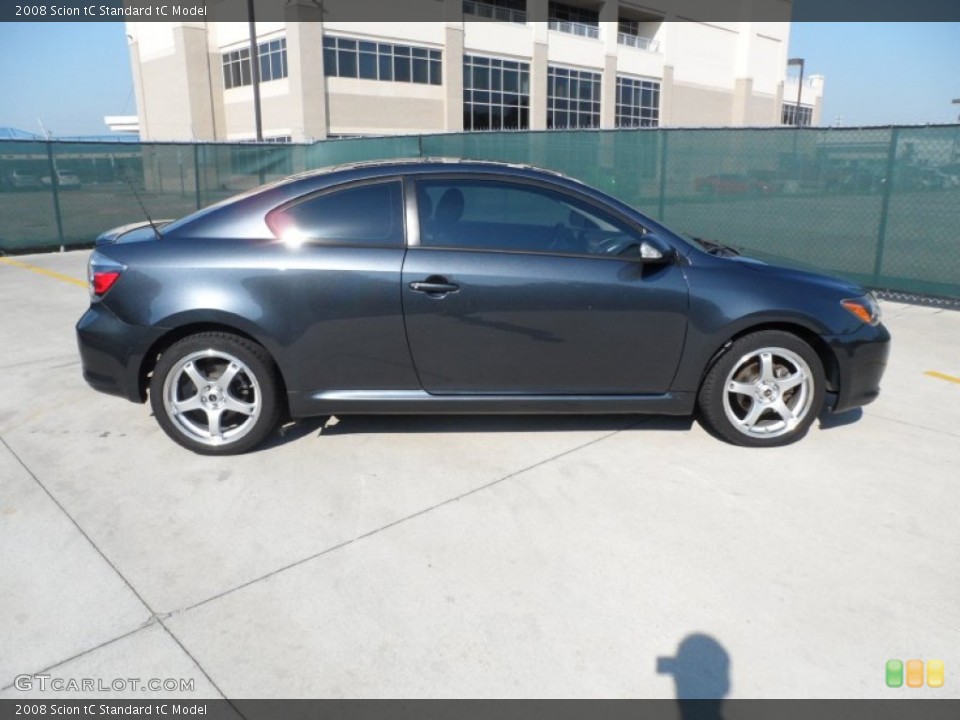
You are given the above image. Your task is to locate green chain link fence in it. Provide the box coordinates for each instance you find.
[2,125,958,298]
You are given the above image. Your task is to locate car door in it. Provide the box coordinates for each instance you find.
[401,175,689,395]
[262,178,421,396]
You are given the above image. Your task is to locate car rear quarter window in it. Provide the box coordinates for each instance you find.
[268,180,404,247]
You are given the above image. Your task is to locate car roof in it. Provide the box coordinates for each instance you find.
[278,157,578,186]
[161,158,593,240]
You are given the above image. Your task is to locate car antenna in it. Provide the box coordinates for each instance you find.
[110,153,163,240]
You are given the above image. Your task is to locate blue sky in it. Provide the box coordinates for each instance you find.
[0,22,957,136]
[0,23,134,137]
[789,23,960,125]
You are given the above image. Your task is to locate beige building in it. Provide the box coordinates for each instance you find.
[126,3,824,142]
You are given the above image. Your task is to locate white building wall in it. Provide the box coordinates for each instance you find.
[616,44,666,79]
[127,12,823,141]
[463,20,534,59]
[323,22,447,46]
[666,22,738,91]
[326,78,447,136]
[545,28,606,70]
[213,21,286,48]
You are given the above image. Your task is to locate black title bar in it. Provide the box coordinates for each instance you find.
[3,0,960,23]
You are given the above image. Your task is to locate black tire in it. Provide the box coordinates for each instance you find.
[149,332,282,455]
[697,330,825,447]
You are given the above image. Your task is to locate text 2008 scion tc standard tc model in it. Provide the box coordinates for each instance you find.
[76,159,890,455]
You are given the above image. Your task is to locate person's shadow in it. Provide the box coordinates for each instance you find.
[657,634,730,720]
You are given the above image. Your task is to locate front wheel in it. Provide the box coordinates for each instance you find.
[149,332,282,455]
[697,330,825,447]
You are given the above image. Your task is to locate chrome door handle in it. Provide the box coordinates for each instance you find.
[409,279,460,294]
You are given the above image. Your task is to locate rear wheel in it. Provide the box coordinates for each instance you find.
[149,332,281,455]
[697,330,825,447]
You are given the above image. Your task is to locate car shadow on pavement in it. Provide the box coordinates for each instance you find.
[260,416,331,450]
[301,413,695,437]
[263,408,857,449]
[818,407,864,430]
[658,633,731,720]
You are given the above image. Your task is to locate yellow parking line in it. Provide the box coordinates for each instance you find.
[925,371,960,385]
[0,256,86,288]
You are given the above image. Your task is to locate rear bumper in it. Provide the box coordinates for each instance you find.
[824,322,891,414]
[76,303,165,403]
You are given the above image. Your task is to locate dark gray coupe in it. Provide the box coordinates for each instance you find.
[76,159,890,454]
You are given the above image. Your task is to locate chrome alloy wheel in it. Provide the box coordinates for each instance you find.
[721,346,814,439]
[162,349,261,446]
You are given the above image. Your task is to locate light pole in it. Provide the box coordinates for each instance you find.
[787,58,805,126]
[247,0,263,142]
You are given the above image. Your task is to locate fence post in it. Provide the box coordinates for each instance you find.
[193,144,202,210]
[657,129,669,222]
[872,126,900,286]
[45,141,65,251]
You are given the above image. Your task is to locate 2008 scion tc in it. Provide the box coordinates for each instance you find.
[76,159,890,455]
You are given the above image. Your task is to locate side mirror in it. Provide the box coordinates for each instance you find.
[598,236,676,262]
[638,240,675,263]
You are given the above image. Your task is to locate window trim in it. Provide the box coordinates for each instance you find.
[547,65,602,130]
[323,35,442,86]
[222,36,288,90]
[463,54,532,131]
[265,177,408,249]
[407,173,653,261]
[781,103,814,127]
[615,74,661,129]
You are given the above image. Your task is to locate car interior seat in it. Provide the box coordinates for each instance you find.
[434,188,465,244]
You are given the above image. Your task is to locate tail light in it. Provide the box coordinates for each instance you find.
[93,271,122,296]
[88,251,126,299]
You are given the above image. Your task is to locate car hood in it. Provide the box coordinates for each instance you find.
[728,251,866,297]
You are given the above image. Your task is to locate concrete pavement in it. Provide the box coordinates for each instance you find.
[1,250,958,699]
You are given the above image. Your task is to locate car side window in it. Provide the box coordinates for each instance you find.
[268,180,404,247]
[416,178,644,257]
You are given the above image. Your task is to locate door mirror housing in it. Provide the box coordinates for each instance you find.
[640,241,665,261]
[599,236,676,262]
[635,240,676,263]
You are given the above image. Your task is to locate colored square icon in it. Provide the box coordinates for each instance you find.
[927,660,944,688]
[906,659,924,687]
[886,659,904,687]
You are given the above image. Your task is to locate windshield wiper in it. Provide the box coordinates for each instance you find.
[692,236,740,257]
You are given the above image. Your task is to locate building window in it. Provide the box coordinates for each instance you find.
[222,38,287,90]
[547,66,601,129]
[463,0,527,24]
[237,135,292,143]
[463,55,530,131]
[781,104,813,126]
[323,36,442,86]
[616,76,660,128]
[548,1,600,38]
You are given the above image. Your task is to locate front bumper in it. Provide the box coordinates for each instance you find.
[76,303,166,403]
[823,322,891,414]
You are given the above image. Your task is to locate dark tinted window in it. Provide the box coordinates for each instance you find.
[269,181,404,247]
[417,179,643,257]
